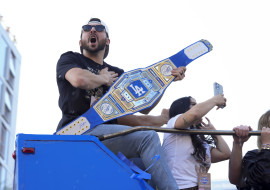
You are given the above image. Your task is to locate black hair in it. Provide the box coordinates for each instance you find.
[80,18,109,59]
[169,96,216,163]
[169,96,191,118]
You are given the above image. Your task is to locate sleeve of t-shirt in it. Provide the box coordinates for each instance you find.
[166,114,181,129]
[56,51,82,80]
[163,114,181,140]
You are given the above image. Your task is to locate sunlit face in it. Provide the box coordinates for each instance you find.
[80,23,109,54]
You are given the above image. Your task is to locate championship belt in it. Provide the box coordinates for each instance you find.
[55,39,213,135]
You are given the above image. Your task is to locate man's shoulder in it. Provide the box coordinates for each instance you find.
[57,51,83,71]
[60,51,81,58]
[57,51,83,65]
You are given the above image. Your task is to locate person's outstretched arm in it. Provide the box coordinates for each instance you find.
[201,117,231,163]
[228,125,252,186]
[118,109,169,127]
[174,95,226,129]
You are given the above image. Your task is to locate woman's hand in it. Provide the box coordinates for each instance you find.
[233,125,252,145]
[200,117,216,130]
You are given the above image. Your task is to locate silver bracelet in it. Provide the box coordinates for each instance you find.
[261,144,270,150]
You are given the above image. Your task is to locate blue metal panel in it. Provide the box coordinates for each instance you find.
[14,134,153,190]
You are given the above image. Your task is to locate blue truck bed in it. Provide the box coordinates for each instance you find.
[13,134,153,190]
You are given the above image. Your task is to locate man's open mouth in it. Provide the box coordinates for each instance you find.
[90,37,97,43]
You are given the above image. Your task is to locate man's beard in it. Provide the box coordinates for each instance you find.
[81,38,107,54]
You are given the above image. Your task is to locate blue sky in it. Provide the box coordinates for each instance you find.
[1,0,270,183]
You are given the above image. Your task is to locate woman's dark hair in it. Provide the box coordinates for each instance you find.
[169,96,192,118]
[169,96,216,163]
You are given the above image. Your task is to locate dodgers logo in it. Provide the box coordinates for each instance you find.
[160,64,173,76]
[200,176,209,184]
[127,80,148,99]
[100,103,114,115]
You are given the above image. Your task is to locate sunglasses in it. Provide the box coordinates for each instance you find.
[82,25,105,32]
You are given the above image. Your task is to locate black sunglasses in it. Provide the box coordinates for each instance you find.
[82,25,105,32]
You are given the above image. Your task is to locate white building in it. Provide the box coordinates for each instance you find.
[0,19,21,190]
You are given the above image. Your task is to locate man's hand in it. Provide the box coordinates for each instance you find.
[99,67,118,86]
[171,66,186,81]
[233,125,252,145]
[160,108,170,124]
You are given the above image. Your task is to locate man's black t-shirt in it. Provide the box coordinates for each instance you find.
[56,51,124,131]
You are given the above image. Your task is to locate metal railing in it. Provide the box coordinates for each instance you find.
[98,126,260,141]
